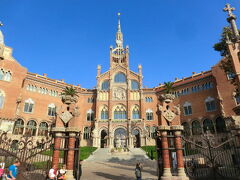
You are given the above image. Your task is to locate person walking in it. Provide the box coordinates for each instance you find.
[135,163,142,180]
[7,160,20,180]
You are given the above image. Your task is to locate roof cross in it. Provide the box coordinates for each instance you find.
[223,4,235,17]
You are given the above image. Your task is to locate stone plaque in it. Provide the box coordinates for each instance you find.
[113,87,126,100]
[59,111,73,124]
[163,110,176,122]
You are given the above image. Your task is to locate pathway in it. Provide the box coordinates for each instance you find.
[81,148,158,180]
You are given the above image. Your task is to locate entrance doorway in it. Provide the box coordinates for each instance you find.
[132,129,141,148]
[100,130,107,148]
[114,128,127,148]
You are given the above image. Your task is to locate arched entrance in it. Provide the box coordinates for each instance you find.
[114,128,127,148]
[132,129,141,148]
[100,130,107,148]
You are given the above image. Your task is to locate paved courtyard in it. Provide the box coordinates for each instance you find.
[81,148,158,180]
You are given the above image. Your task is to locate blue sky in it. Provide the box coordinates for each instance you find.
[0,0,239,88]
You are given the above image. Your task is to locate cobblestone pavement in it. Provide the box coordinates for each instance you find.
[81,148,158,180]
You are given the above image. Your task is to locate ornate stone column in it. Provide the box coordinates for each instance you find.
[172,126,188,179]
[159,125,172,179]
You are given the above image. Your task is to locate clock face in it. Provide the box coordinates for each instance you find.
[116,40,122,44]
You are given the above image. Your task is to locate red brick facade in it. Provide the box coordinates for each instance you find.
[0,16,238,148]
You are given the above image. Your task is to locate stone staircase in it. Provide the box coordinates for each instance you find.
[86,148,152,164]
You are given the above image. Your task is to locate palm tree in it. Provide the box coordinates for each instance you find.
[61,86,78,97]
[164,81,174,94]
[61,86,78,104]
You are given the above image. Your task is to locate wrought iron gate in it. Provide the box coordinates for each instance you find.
[0,132,53,180]
[183,131,240,180]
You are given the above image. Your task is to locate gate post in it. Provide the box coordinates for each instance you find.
[52,127,65,168]
[172,125,189,180]
[159,125,172,179]
[65,128,80,180]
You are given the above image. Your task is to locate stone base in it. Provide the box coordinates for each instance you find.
[66,170,75,180]
[177,168,188,177]
[161,168,189,180]
[161,176,189,180]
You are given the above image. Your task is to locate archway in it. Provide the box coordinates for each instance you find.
[100,130,107,148]
[114,128,127,148]
[132,129,141,148]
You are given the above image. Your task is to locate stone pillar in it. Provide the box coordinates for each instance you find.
[66,132,76,180]
[159,126,172,179]
[52,131,63,168]
[129,135,133,148]
[172,126,188,179]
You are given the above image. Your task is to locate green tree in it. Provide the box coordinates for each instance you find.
[213,26,236,56]
[164,81,174,94]
[61,86,78,97]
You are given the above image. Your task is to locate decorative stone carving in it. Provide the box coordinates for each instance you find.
[73,106,80,117]
[158,104,163,113]
[59,111,73,124]
[159,94,175,103]
[113,87,126,100]
[173,105,181,115]
[61,95,78,105]
[163,109,176,122]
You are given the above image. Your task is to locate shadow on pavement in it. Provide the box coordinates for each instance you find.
[93,172,133,180]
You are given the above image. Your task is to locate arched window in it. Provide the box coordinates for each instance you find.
[132,105,140,119]
[101,80,109,90]
[114,72,126,83]
[131,80,139,90]
[4,71,11,81]
[13,119,24,135]
[182,122,191,136]
[0,90,5,109]
[38,122,48,136]
[205,97,216,112]
[114,105,127,119]
[192,120,202,135]
[145,97,153,102]
[87,109,94,121]
[146,109,153,120]
[25,120,37,136]
[151,126,157,139]
[24,98,34,113]
[215,117,226,133]
[48,103,56,116]
[203,119,215,133]
[83,127,91,139]
[0,69,4,80]
[183,102,192,116]
[101,106,108,120]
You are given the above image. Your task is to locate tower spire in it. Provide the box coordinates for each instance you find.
[118,12,121,32]
[0,22,4,45]
[223,4,239,40]
[116,13,123,48]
